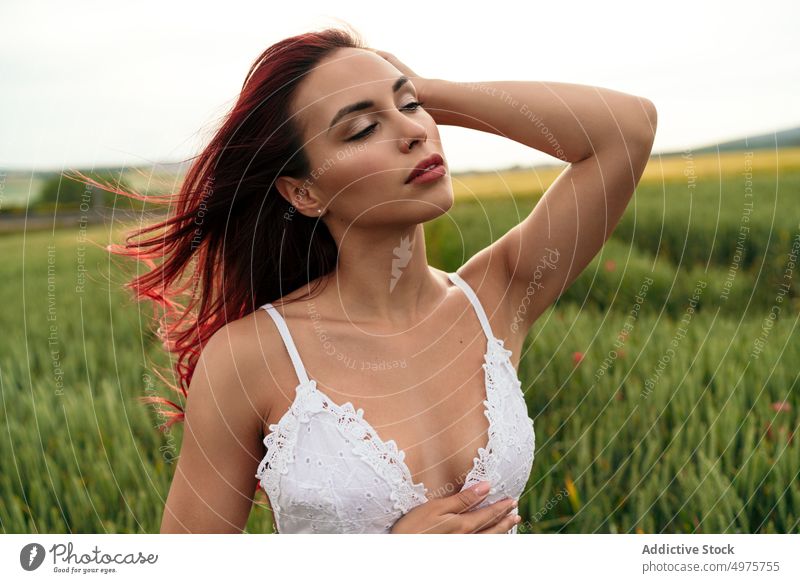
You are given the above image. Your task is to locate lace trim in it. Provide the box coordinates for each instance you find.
[459,336,511,492]
[254,378,323,516]
[255,335,530,518]
[331,400,429,514]
[255,378,429,514]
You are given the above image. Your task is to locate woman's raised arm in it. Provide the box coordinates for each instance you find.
[421,75,657,333]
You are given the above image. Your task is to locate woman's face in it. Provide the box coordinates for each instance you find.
[283,47,453,227]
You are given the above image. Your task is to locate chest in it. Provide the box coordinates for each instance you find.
[257,333,535,533]
[262,298,521,499]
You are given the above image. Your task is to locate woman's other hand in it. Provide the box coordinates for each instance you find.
[368,49,433,104]
[389,481,521,534]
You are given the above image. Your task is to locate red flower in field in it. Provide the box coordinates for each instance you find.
[771,401,791,413]
[573,352,584,366]
[615,389,624,401]
[617,349,626,358]
[604,259,617,272]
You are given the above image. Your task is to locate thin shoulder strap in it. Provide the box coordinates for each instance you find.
[260,303,311,386]
[447,271,496,342]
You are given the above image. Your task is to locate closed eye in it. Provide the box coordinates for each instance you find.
[346,123,377,142]
[402,100,425,111]
[345,101,425,142]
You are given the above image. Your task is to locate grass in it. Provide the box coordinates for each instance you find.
[0,149,798,533]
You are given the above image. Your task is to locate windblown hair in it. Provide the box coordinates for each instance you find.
[67,24,367,431]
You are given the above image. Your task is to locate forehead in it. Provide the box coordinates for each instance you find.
[291,48,409,136]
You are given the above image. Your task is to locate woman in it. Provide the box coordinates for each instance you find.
[94,24,655,534]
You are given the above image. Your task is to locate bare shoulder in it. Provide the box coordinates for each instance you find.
[201,307,287,426]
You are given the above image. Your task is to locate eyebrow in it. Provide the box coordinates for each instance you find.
[327,75,410,134]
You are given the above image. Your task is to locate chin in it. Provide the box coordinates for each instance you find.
[406,192,454,223]
[365,198,448,227]
[362,182,453,225]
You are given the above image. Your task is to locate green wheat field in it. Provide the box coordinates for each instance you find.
[1,148,798,533]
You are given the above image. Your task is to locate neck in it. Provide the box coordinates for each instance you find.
[322,223,445,326]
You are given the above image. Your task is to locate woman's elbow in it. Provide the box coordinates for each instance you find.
[634,97,658,146]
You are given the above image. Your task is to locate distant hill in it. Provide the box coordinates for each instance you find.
[657,126,800,156]
[0,160,193,186]
[2,126,799,206]
[454,125,800,175]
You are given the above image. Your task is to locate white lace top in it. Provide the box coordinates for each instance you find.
[255,271,536,533]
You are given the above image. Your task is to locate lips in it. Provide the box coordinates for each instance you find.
[405,153,445,184]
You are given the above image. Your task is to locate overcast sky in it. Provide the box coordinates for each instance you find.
[1,0,797,173]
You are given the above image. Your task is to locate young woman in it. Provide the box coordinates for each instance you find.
[101,25,654,534]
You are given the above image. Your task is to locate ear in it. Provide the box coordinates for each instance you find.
[275,175,300,206]
[275,175,321,218]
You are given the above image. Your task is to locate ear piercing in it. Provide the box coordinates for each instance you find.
[297,187,324,216]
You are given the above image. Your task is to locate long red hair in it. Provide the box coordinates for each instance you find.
[66,25,367,431]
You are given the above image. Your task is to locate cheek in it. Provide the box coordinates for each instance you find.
[323,147,394,195]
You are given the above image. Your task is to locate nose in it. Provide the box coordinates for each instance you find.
[397,116,427,153]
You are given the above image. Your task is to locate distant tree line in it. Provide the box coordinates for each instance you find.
[35,171,137,213]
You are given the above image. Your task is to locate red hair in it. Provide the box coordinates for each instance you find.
[65,25,367,432]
